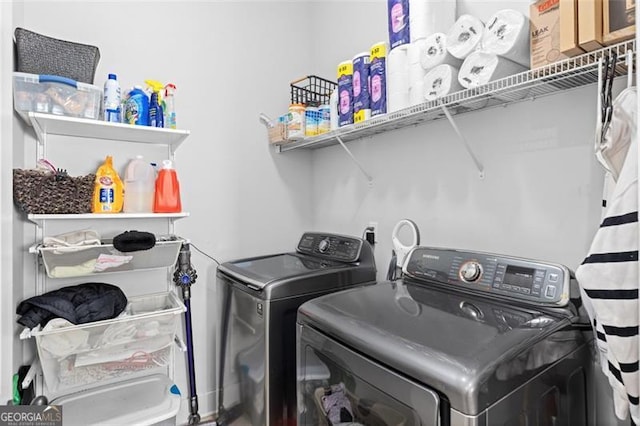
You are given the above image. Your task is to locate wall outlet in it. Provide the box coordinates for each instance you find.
[365,222,377,245]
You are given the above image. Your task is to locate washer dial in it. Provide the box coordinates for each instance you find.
[459,261,483,283]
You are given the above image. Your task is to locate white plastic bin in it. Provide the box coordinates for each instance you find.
[37,238,184,279]
[13,72,101,121]
[29,292,186,395]
[51,374,181,426]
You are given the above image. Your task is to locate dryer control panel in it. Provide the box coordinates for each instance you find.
[297,233,364,263]
[403,247,571,307]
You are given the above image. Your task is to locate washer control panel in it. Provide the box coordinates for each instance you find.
[297,233,363,263]
[404,247,571,306]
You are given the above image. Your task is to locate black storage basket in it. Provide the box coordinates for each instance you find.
[13,169,95,215]
[290,75,337,107]
[14,27,101,84]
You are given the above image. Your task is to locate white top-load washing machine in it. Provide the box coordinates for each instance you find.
[297,246,595,426]
[216,232,377,426]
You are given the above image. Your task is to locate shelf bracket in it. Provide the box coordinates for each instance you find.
[440,105,485,179]
[335,136,374,184]
[29,113,46,159]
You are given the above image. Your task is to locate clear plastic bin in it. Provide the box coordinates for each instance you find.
[37,238,184,279]
[29,292,186,395]
[13,72,101,121]
[51,374,181,426]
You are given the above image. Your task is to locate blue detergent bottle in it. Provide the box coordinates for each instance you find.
[149,91,164,128]
[124,86,149,126]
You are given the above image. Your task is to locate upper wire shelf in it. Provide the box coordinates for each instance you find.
[278,40,635,152]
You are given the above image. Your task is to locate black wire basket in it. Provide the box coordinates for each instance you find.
[290,75,337,107]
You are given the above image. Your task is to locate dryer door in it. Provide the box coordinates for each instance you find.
[297,324,441,426]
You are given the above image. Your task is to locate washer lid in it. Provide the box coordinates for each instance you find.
[298,281,584,415]
[218,253,349,290]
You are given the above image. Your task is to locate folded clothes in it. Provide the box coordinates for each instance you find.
[40,318,89,357]
[49,259,97,278]
[16,282,127,328]
[43,229,101,252]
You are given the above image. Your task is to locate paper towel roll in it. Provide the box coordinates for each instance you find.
[482,9,530,69]
[409,81,426,105]
[352,52,371,123]
[420,32,463,71]
[388,0,410,49]
[409,63,427,87]
[330,90,339,130]
[423,64,463,101]
[370,41,389,117]
[388,45,409,75]
[446,14,485,60]
[458,51,527,89]
[388,72,410,94]
[408,38,428,65]
[337,60,354,127]
[409,0,457,41]
[388,90,410,112]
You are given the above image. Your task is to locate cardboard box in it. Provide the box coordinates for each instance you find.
[531,0,568,69]
[560,0,586,56]
[603,0,636,45]
[578,0,604,51]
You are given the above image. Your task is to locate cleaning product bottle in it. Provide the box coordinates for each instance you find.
[145,80,164,128]
[124,85,149,126]
[92,156,124,213]
[154,159,182,213]
[123,155,156,213]
[103,73,121,123]
[164,83,177,129]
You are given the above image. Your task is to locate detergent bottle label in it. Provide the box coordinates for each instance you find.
[92,156,124,213]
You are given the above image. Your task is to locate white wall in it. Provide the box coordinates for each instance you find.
[10,1,314,421]
[306,0,605,275]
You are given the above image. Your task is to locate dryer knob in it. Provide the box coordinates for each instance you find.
[318,238,330,253]
[460,261,482,282]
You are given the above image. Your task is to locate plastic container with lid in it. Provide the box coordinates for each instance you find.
[153,160,182,213]
[123,155,156,213]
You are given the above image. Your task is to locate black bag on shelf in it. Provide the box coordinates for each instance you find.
[14,27,101,84]
[13,169,95,215]
[113,231,157,252]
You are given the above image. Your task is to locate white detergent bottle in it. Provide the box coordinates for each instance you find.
[123,155,156,213]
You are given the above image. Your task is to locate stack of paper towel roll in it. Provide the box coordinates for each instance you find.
[421,32,463,101]
[451,10,530,92]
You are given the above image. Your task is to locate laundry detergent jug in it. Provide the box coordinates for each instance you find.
[123,155,155,213]
[92,156,124,213]
[153,160,182,213]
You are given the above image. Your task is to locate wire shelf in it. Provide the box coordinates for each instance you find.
[278,40,635,152]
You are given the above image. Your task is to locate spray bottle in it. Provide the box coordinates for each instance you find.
[164,83,177,129]
[145,79,164,128]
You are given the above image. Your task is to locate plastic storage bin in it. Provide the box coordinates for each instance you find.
[13,72,101,121]
[37,237,184,279]
[51,374,181,426]
[29,292,186,395]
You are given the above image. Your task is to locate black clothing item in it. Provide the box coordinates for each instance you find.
[16,282,127,328]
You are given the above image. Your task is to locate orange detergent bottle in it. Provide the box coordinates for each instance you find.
[153,159,182,213]
[92,155,124,213]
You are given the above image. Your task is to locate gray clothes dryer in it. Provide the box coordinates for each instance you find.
[297,246,596,426]
[216,232,376,426]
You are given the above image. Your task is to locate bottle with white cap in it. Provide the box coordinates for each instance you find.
[123,155,155,213]
[103,73,121,122]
